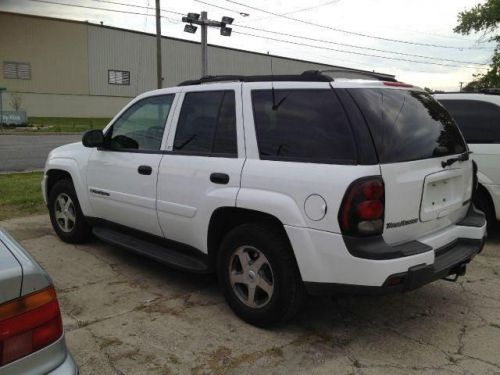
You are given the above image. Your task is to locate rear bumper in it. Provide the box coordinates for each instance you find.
[47,352,78,375]
[305,236,485,295]
[286,204,486,292]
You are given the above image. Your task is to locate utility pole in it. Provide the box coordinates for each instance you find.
[200,11,208,77]
[182,12,233,77]
[155,0,162,89]
[459,82,465,92]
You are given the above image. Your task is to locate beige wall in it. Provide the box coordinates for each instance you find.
[0,13,89,95]
[1,91,130,118]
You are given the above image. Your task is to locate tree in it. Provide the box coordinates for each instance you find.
[8,92,23,111]
[454,0,500,89]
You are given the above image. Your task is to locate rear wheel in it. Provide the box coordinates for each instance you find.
[474,187,495,230]
[48,179,92,243]
[217,223,306,327]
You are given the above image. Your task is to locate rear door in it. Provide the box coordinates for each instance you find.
[349,87,473,244]
[156,85,245,251]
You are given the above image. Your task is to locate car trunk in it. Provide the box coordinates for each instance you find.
[349,86,473,244]
[0,238,22,304]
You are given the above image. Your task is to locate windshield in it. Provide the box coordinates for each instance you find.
[348,88,467,163]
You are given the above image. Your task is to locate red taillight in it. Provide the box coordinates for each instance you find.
[357,200,384,220]
[383,81,413,88]
[0,286,63,366]
[339,177,385,236]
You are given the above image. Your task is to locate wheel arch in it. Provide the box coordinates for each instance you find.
[46,169,73,197]
[45,161,92,216]
[476,183,497,221]
[207,207,294,268]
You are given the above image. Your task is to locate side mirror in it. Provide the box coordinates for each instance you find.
[82,129,104,148]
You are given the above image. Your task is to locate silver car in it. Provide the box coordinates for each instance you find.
[0,228,77,375]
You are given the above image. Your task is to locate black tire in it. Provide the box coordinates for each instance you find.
[48,179,92,243]
[474,187,495,230]
[217,223,306,327]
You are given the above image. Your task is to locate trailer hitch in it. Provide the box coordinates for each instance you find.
[442,263,467,282]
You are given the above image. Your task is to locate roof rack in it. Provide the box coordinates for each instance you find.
[178,71,333,86]
[315,68,397,82]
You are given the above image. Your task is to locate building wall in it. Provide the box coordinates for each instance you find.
[0,12,394,118]
[88,26,156,97]
[5,92,131,118]
[0,13,89,95]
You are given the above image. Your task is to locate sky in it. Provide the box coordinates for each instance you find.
[1,0,497,91]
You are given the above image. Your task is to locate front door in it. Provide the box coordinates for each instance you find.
[87,93,176,236]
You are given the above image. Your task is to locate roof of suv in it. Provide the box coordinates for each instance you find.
[178,70,398,86]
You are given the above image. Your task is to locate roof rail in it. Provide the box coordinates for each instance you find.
[313,68,397,82]
[178,71,333,86]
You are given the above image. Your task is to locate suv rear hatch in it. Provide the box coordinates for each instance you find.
[348,86,473,244]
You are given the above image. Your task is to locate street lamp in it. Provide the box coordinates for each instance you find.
[182,11,234,77]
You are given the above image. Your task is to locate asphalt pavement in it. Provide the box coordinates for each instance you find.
[0,134,82,172]
[3,214,500,375]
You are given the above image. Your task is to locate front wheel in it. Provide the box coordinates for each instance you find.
[48,179,92,243]
[217,223,306,327]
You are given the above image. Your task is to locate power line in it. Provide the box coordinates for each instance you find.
[231,23,489,66]
[222,0,491,50]
[278,0,340,16]
[28,0,183,18]
[192,0,244,15]
[25,0,489,70]
[194,0,489,66]
[90,0,184,15]
[231,30,489,70]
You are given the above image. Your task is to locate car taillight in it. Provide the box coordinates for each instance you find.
[339,176,385,236]
[0,286,63,366]
[383,81,413,88]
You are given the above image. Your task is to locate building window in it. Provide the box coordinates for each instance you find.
[3,62,31,80]
[108,70,130,85]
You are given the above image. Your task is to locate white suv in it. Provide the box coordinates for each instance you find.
[43,72,486,326]
[435,92,500,228]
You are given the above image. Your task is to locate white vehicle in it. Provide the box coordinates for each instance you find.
[0,229,77,374]
[43,72,486,326]
[435,92,500,228]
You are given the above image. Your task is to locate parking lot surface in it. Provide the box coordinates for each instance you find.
[2,214,500,375]
[0,134,81,172]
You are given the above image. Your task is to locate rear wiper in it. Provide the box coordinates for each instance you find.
[441,151,471,168]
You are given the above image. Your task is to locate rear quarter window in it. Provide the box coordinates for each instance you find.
[438,99,500,143]
[251,89,357,164]
[349,88,466,163]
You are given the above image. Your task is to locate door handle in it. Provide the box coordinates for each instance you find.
[138,165,152,175]
[210,173,230,184]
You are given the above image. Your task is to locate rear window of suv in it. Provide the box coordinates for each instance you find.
[438,99,500,143]
[251,89,356,164]
[348,88,466,163]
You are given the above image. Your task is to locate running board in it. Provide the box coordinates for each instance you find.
[92,226,210,273]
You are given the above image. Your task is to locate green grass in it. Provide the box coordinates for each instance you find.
[0,172,46,221]
[27,117,111,133]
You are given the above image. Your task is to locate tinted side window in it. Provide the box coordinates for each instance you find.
[109,94,174,151]
[251,89,356,164]
[349,89,466,163]
[173,91,237,156]
[439,99,500,143]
